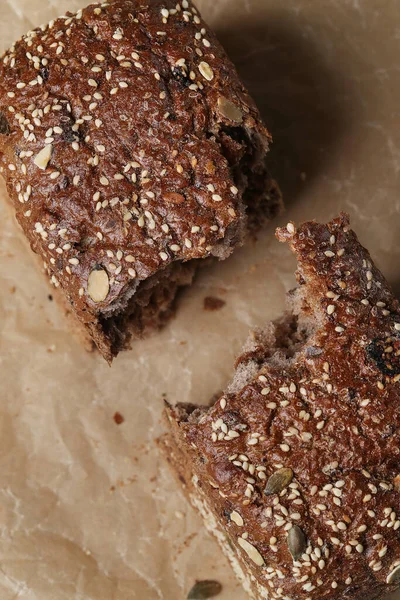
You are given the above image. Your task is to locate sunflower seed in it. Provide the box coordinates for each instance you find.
[287,525,307,560]
[238,537,265,566]
[264,467,293,495]
[34,144,52,170]
[230,511,244,526]
[199,61,214,81]
[187,580,222,599]
[87,268,109,302]
[387,565,400,585]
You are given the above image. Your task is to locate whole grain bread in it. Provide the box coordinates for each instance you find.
[0,0,281,362]
[161,214,400,600]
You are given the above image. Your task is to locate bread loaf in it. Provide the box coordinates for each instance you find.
[162,214,400,600]
[0,0,281,362]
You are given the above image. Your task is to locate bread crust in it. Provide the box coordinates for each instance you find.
[163,214,400,600]
[0,0,281,361]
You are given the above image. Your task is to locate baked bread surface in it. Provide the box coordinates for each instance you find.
[162,214,400,600]
[0,0,280,361]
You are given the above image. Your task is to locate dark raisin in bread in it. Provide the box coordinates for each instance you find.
[161,214,400,600]
[0,0,281,362]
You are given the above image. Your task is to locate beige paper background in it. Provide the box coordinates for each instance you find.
[1,0,400,598]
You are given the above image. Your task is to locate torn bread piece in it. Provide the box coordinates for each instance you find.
[0,0,281,362]
[161,213,400,600]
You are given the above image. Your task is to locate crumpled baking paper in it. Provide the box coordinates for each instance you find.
[1,0,400,598]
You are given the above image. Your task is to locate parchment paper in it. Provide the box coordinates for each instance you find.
[1,0,400,598]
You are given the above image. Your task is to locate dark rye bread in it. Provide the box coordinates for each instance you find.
[0,0,281,362]
[161,214,400,600]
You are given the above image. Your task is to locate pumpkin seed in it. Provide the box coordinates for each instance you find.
[0,111,10,135]
[217,96,243,123]
[187,580,222,599]
[264,467,293,495]
[387,565,400,585]
[287,525,307,560]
